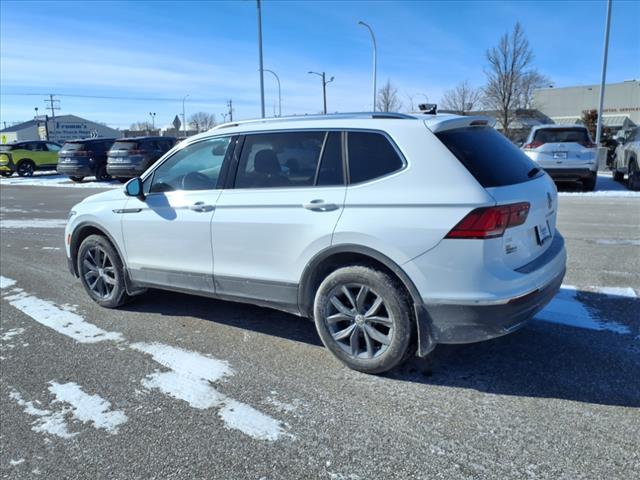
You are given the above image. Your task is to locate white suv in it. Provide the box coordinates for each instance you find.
[613,127,640,190]
[522,125,598,191]
[65,113,566,374]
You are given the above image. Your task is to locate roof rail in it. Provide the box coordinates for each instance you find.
[211,112,415,130]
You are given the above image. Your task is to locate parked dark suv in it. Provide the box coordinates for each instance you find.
[57,138,116,182]
[106,136,176,181]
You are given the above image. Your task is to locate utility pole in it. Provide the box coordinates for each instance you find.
[182,94,189,138]
[308,71,334,114]
[358,21,377,112]
[149,112,156,130]
[595,0,612,146]
[257,0,265,118]
[227,100,234,122]
[45,94,60,142]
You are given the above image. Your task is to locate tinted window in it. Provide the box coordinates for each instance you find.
[533,128,590,144]
[347,132,404,184]
[46,143,61,152]
[436,127,541,188]
[235,131,324,188]
[111,141,138,151]
[317,131,344,186]
[149,137,230,193]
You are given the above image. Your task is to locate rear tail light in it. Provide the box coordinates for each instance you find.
[446,202,530,239]
[523,140,543,149]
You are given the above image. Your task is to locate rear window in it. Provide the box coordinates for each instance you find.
[60,142,85,152]
[111,141,138,151]
[436,126,541,188]
[533,128,590,145]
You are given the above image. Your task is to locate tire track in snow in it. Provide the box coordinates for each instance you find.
[1,275,291,441]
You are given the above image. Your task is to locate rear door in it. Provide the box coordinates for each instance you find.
[436,126,558,270]
[212,130,346,306]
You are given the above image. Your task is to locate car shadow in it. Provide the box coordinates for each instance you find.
[123,288,640,408]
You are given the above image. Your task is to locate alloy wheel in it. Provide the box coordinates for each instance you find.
[81,246,116,299]
[324,284,394,359]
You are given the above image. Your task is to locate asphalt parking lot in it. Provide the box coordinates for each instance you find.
[1,174,639,479]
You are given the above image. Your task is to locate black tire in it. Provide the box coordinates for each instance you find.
[1,171,13,177]
[313,266,415,374]
[69,176,84,183]
[16,160,35,177]
[77,234,130,308]
[582,171,597,191]
[117,177,129,183]
[613,169,624,182]
[628,159,640,191]
[95,164,111,182]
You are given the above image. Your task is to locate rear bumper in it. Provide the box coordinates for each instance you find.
[106,164,143,177]
[543,168,595,181]
[57,165,94,177]
[426,267,565,343]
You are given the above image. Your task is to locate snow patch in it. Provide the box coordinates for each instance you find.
[536,286,631,334]
[0,174,120,189]
[9,458,25,466]
[0,276,17,289]
[48,381,127,434]
[1,327,25,341]
[42,246,62,251]
[3,289,123,343]
[131,342,288,441]
[590,286,637,298]
[0,219,67,229]
[595,239,640,246]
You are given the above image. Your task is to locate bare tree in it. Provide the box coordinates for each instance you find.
[376,80,402,112]
[189,112,217,132]
[516,71,551,109]
[441,81,483,114]
[483,22,545,138]
[129,121,153,131]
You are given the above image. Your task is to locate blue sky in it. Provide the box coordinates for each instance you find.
[1,0,638,129]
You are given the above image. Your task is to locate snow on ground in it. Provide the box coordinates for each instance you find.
[0,276,17,289]
[1,278,124,343]
[0,172,120,189]
[535,285,633,334]
[8,390,76,439]
[48,382,128,434]
[595,239,640,246]
[1,327,25,342]
[0,219,67,229]
[557,173,640,197]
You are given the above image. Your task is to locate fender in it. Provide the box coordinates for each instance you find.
[298,243,436,357]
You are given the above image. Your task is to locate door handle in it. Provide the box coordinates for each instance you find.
[302,199,339,212]
[189,201,215,212]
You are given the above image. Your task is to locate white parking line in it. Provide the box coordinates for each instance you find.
[0,219,68,229]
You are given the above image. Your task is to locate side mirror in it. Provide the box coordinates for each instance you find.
[125,177,145,199]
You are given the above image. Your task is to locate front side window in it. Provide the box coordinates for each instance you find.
[347,131,404,184]
[46,143,61,152]
[148,137,231,193]
[235,131,325,188]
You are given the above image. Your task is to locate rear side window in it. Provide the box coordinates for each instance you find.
[235,131,325,188]
[316,132,344,186]
[533,128,590,145]
[347,132,404,184]
[436,127,541,188]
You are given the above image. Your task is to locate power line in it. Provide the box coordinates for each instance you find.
[2,92,222,103]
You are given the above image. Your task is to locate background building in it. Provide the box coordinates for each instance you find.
[533,80,639,133]
[0,114,121,144]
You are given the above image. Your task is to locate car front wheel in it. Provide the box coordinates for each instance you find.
[77,234,130,308]
[313,266,415,374]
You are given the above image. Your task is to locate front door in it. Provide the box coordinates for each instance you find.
[212,131,346,308]
[122,136,233,292]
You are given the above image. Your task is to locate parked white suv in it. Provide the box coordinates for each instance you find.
[522,125,598,191]
[65,113,566,374]
[613,127,640,190]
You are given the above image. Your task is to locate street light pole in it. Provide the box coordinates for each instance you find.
[149,112,156,130]
[308,71,334,114]
[358,21,377,112]
[263,69,281,117]
[182,94,189,138]
[257,0,266,118]
[595,0,612,146]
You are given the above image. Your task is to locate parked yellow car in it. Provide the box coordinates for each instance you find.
[0,141,62,177]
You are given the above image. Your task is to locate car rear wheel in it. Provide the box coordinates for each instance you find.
[582,172,597,191]
[95,164,111,182]
[313,266,415,374]
[16,160,35,177]
[117,177,128,183]
[628,159,640,191]
[69,176,84,182]
[613,169,624,182]
[77,234,130,308]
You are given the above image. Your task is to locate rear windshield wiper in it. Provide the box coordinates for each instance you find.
[527,167,541,178]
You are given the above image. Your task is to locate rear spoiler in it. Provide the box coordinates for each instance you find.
[426,115,496,134]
